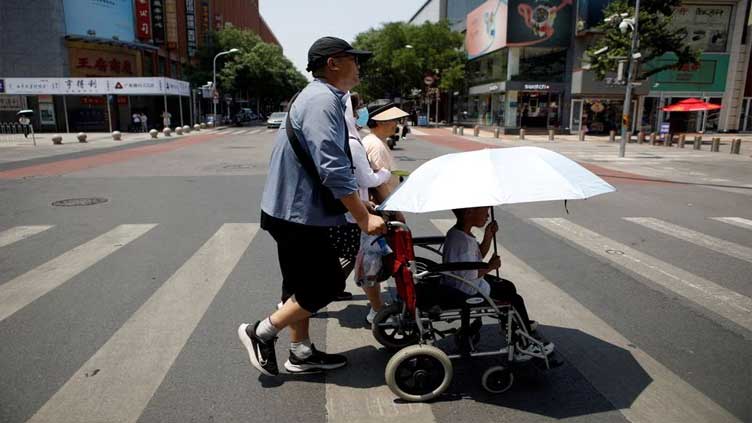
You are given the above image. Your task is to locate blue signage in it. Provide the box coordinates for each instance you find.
[0,79,5,93]
[63,0,135,42]
[660,122,670,135]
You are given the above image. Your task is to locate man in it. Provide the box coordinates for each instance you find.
[238,37,386,376]
[360,103,409,324]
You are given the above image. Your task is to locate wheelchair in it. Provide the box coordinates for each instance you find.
[371,222,556,402]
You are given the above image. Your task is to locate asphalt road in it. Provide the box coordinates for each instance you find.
[0,124,750,423]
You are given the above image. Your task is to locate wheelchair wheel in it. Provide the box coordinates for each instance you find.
[481,365,514,394]
[385,345,453,402]
[372,303,419,350]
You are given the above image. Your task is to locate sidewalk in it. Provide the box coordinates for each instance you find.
[0,127,225,165]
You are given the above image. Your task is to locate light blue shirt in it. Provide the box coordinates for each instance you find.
[261,79,358,227]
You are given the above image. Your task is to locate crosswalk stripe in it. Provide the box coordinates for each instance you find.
[250,129,263,134]
[410,128,428,136]
[0,225,53,248]
[711,217,752,231]
[529,218,752,332]
[0,224,156,323]
[431,219,740,423]
[625,217,752,264]
[27,223,259,423]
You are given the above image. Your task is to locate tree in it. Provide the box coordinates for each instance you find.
[586,0,700,81]
[352,21,465,101]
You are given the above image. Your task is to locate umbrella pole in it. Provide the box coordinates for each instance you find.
[491,207,500,278]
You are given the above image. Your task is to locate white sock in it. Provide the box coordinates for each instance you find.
[291,339,313,359]
[255,317,279,341]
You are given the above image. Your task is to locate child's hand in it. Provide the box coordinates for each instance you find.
[485,220,499,238]
[488,254,501,270]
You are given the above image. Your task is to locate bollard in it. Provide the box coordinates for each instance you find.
[519,128,525,140]
[163,127,172,137]
[731,138,741,154]
[77,132,87,143]
[175,127,183,135]
[149,129,159,139]
[693,135,701,150]
[194,124,201,131]
[579,129,586,141]
[458,126,464,136]
[111,131,122,141]
[678,134,685,147]
[665,134,674,147]
[51,134,63,145]
[452,126,457,134]
[609,130,616,143]
[200,123,207,129]
[494,127,501,138]
[711,137,720,152]
[183,125,191,133]
[548,129,555,141]
[637,131,645,144]
[473,125,480,136]
[650,133,657,145]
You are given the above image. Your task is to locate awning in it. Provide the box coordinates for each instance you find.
[662,98,721,112]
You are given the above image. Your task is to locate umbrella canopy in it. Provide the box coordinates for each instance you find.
[662,98,721,112]
[378,146,615,213]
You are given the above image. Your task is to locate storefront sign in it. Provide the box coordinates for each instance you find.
[69,48,137,77]
[507,0,573,48]
[63,0,135,42]
[672,5,731,53]
[0,95,27,111]
[648,53,729,92]
[151,0,165,44]
[523,83,550,90]
[165,0,178,49]
[660,122,670,135]
[1,77,191,96]
[0,79,5,93]
[135,0,152,41]
[186,0,198,56]
[201,2,210,46]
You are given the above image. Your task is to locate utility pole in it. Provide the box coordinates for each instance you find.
[619,0,641,158]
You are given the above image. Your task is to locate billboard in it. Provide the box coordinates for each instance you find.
[648,53,729,92]
[507,0,573,47]
[63,0,135,42]
[671,5,732,53]
[466,0,508,59]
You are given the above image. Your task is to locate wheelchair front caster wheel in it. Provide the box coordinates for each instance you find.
[385,345,453,402]
[481,365,514,394]
[372,303,419,351]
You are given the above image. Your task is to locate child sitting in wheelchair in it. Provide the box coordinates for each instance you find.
[443,206,554,360]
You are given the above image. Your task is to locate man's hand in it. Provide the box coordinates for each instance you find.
[488,254,501,270]
[361,214,387,235]
[341,191,387,235]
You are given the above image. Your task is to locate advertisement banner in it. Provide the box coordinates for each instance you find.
[151,0,165,44]
[165,0,179,49]
[186,0,198,56]
[648,53,729,92]
[466,0,508,59]
[507,0,573,47]
[135,0,152,41]
[0,95,27,111]
[1,77,191,96]
[671,5,732,53]
[63,0,135,42]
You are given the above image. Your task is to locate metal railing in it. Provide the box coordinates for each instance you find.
[0,122,36,145]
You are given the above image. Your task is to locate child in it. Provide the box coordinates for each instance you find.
[442,206,553,358]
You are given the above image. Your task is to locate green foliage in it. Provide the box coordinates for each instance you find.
[352,20,465,101]
[586,0,700,80]
[183,27,307,108]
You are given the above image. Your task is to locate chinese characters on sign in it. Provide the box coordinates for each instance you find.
[165,0,179,49]
[672,5,732,53]
[136,0,152,41]
[186,0,197,56]
[151,0,165,44]
[2,78,191,96]
[70,48,137,77]
[201,2,210,46]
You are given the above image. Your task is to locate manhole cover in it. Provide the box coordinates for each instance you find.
[223,164,254,169]
[52,197,108,207]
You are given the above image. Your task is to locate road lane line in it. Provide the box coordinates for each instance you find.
[625,217,752,264]
[27,223,258,423]
[0,225,53,248]
[0,224,156,323]
[325,276,435,423]
[711,217,752,231]
[250,129,263,134]
[432,219,741,423]
[529,218,752,332]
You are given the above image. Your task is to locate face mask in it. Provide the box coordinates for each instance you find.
[356,107,369,127]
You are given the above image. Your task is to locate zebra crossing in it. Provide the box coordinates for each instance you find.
[0,214,750,422]
[216,128,275,136]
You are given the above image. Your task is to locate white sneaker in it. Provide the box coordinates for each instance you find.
[366,308,377,324]
[514,341,554,362]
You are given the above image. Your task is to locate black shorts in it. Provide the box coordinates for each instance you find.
[261,212,345,313]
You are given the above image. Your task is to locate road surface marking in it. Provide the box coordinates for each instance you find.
[410,128,428,136]
[27,223,258,423]
[0,225,156,323]
[529,218,752,332]
[325,277,435,423]
[625,217,752,264]
[266,129,277,133]
[0,225,53,248]
[711,217,752,231]
[250,129,263,134]
[433,218,741,423]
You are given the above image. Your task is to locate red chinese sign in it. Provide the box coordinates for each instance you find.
[70,48,137,77]
[136,0,152,41]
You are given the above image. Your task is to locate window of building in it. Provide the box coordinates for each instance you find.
[170,61,178,78]
[158,57,166,76]
[514,48,567,82]
[143,54,154,76]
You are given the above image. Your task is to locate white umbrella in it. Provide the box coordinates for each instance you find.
[378,146,615,213]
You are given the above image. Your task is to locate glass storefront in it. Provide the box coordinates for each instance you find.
[518,91,562,128]
[641,96,723,133]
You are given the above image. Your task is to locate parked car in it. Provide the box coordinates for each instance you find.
[235,108,258,125]
[266,112,286,128]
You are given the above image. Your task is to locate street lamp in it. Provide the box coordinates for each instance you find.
[212,48,240,125]
[617,0,640,158]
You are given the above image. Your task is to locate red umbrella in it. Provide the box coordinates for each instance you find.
[662,98,722,112]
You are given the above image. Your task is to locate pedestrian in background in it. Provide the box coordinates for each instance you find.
[237,37,385,376]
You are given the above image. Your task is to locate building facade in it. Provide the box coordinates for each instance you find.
[0,0,279,132]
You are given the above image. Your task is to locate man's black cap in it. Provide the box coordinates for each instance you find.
[306,36,372,72]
